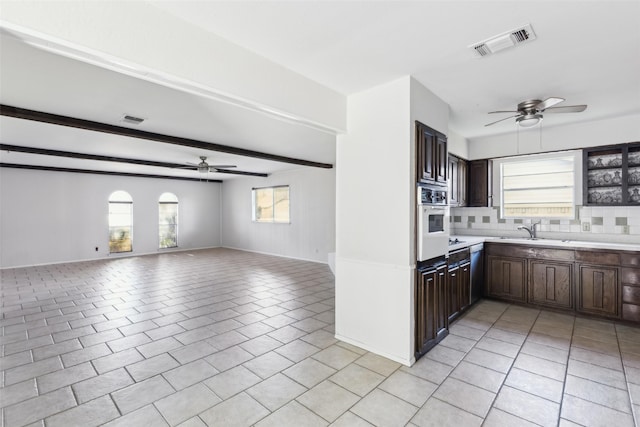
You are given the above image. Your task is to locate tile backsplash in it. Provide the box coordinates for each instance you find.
[451,206,640,244]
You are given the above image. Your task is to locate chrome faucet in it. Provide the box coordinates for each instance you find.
[517,221,541,239]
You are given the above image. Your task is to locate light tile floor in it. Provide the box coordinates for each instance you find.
[1,248,640,426]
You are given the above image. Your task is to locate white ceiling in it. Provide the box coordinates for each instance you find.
[151,0,640,139]
[0,33,336,179]
[1,1,639,179]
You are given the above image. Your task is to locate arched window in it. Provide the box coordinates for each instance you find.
[108,191,133,253]
[159,192,178,249]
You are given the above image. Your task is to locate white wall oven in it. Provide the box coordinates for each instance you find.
[417,185,450,262]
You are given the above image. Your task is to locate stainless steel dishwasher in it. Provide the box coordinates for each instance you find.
[470,243,484,304]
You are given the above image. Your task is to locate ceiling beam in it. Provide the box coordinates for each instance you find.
[0,104,334,169]
[0,162,223,183]
[0,144,269,177]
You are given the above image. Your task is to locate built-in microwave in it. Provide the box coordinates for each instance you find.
[417,185,450,262]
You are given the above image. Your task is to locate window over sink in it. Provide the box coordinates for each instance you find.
[497,151,580,219]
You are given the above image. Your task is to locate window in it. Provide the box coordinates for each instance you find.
[252,185,290,223]
[159,192,178,248]
[108,191,133,253]
[500,153,577,219]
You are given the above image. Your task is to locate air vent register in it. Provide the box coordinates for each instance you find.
[470,24,536,57]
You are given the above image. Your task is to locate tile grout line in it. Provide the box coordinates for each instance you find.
[413,302,506,423]
[556,308,577,427]
[616,325,639,427]
[479,305,542,426]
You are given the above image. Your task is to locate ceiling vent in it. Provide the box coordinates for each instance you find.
[121,114,145,125]
[470,24,536,57]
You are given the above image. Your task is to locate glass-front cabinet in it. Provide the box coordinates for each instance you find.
[584,142,640,205]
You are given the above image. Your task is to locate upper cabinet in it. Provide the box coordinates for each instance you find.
[468,159,493,207]
[584,142,640,206]
[448,154,468,207]
[416,121,447,186]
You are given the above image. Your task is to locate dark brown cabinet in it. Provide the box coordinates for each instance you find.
[487,255,526,302]
[485,243,527,302]
[416,121,447,185]
[577,264,619,318]
[529,260,573,309]
[484,242,640,323]
[584,142,640,206]
[621,252,640,322]
[448,155,468,207]
[447,249,471,321]
[415,263,448,358]
[468,159,492,207]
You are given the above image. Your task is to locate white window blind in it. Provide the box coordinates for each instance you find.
[501,155,575,218]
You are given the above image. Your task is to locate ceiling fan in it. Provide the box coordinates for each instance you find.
[183,156,237,173]
[485,97,587,127]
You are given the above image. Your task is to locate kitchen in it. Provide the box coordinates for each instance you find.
[1,2,640,426]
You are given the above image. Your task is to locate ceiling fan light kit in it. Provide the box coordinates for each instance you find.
[516,114,542,127]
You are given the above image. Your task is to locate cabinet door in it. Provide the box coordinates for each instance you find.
[416,122,447,185]
[417,123,436,183]
[486,255,526,302]
[436,134,448,183]
[416,265,448,357]
[459,262,471,312]
[529,260,573,309]
[458,159,468,207]
[577,264,619,317]
[468,160,491,207]
[448,156,459,206]
[448,265,460,322]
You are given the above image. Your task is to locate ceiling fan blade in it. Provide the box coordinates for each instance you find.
[488,110,519,114]
[535,97,565,111]
[485,114,521,127]
[544,104,587,113]
[210,165,237,169]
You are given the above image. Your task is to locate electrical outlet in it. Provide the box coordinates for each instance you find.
[622,225,630,234]
[582,222,591,231]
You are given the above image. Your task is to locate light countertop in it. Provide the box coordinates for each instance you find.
[450,235,640,253]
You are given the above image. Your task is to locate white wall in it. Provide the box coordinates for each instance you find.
[468,113,640,160]
[221,167,335,264]
[448,130,469,159]
[335,76,449,366]
[0,168,221,268]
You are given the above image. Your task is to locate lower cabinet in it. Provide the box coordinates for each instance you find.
[415,263,448,358]
[447,261,471,322]
[486,255,526,302]
[577,264,619,317]
[621,252,640,322]
[484,243,640,323]
[529,260,573,309]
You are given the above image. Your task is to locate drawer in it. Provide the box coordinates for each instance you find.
[622,285,640,304]
[621,252,640,267]
[622,268,640,285]
[623,304,640,322]
[575,250,620,266]
[449,248,470,265]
